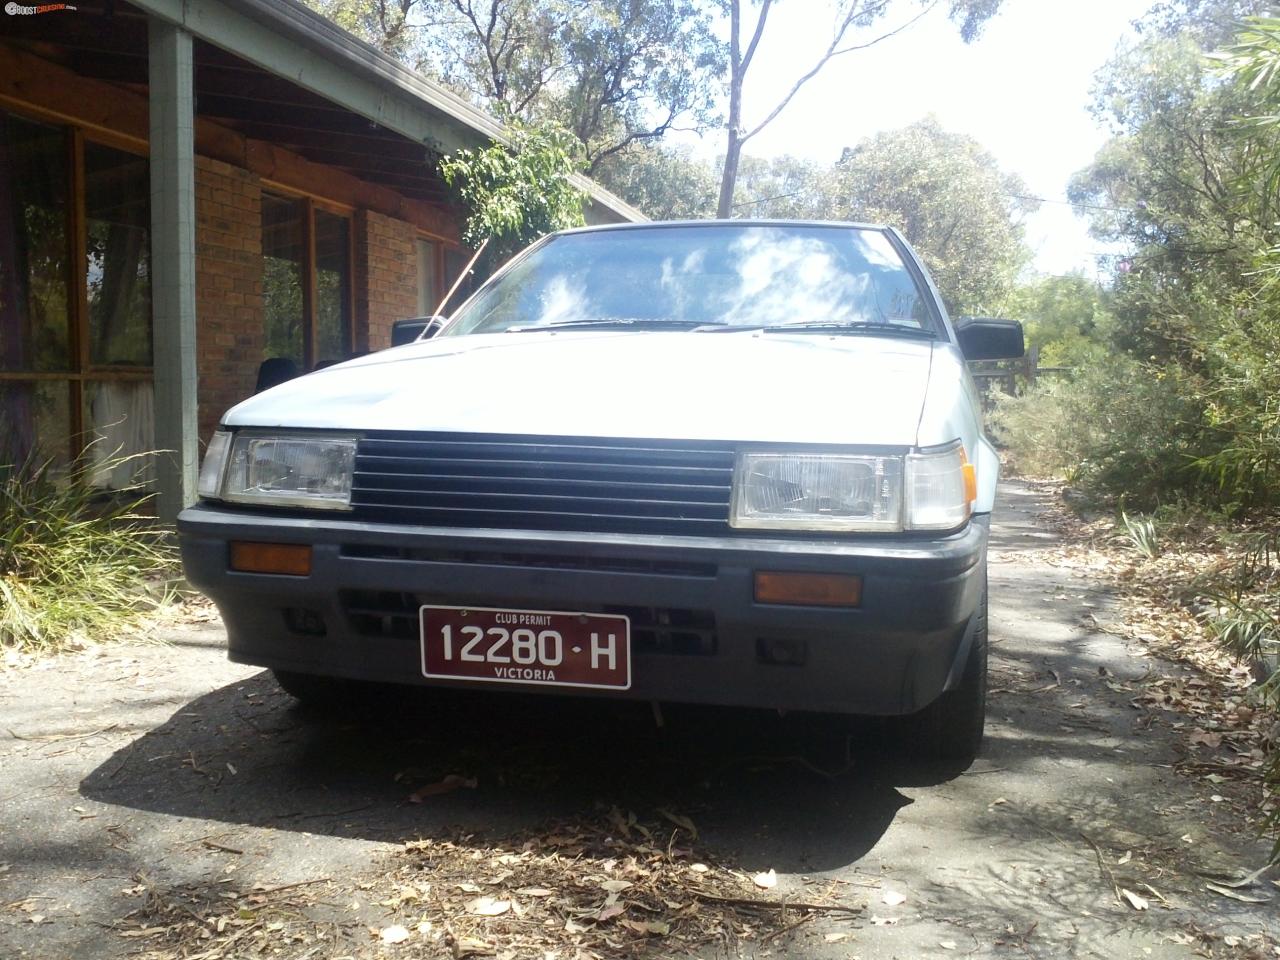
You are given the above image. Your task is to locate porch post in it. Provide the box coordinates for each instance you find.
[148,19,198,523]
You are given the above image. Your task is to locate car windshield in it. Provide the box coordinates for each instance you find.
[440,224,939,337]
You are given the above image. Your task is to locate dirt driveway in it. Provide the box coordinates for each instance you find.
[1,481,1276,959]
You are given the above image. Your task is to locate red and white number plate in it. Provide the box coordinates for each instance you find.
[420,604,631,690]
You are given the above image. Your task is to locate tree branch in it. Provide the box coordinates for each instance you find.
[739,0,774,77]
[742,0,941,144]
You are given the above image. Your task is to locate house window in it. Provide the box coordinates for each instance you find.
[443,245,479,309]
[416,237,437,315]
[314,209,351,363]
[0,110,152,484]
[261,193,352,370]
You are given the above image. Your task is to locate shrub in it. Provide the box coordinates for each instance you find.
[988,355,1219,508]
[0,448,178,653]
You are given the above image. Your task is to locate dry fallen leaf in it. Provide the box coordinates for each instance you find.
[657,808,698,839]
[1120,889,1149,911]
[940,940,957,950]
[620,918,670,936]
[600,879,633,893]
[465,896,511,917]
[881,889,907,907]
[824,932,849,943]
[379,925,411,944]
[1206,882,1272,904]
[515,887,552,897]
[752,869,778,890]
[870,915,898,926]
[408,774,478,804]
[689,863,709,874]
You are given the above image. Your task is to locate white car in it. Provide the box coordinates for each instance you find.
[180,220,1023,770]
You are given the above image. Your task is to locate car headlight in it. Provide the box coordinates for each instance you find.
[199,431,358,511]
[730,444,974,532]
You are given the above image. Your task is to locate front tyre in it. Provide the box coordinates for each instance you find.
[901,576,988,772]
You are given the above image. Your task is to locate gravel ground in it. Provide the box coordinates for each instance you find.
[0,480,1276,959]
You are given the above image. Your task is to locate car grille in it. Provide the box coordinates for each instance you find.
[349,433,736,535]
[342,590,717,656]
[340,544,717,578]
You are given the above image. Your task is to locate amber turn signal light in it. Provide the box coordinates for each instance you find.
[754,571,862,607]
[229,541,312,576]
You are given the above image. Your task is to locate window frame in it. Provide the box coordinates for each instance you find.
[259,186,356,369]
[0,111,154,462]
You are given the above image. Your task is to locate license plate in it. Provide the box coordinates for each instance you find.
[419,605,631,690]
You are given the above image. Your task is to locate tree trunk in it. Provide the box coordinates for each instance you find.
[717,127,742,219]
[716,0,743,219]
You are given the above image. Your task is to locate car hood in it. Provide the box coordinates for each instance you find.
[224,331,935,447]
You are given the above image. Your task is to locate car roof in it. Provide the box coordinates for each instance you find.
[551,219,894,238]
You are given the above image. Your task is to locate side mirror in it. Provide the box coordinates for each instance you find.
[390,315,447,347]
[955,317,1024,361]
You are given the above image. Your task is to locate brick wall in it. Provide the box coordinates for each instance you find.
[355,209,419,352]
[195,156,263,443]
[191,161,427,441]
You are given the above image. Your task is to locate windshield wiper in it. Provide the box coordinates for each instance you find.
[506,318,729,332]
[726,321,936,340]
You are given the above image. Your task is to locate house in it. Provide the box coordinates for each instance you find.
[0,0,643,520]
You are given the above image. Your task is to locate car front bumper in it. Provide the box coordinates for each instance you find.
[177,505,988,716]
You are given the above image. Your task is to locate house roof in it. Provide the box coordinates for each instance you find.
[135,0,647,223]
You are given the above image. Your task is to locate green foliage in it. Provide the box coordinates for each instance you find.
[830,117,1035,315]
[730,154,832,220]
[989,356,1217,506]
[1069,20,1278,364]
[1120,511,1163,559]
[0,447,177,653]
[1000,273,1114,367]
[440,120,588,262]
[304,0,416,58]
[591,142,718,220]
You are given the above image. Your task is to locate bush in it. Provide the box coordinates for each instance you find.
[1193,308,1280,511]
[989,355,1219,508]
[0,449,178,653]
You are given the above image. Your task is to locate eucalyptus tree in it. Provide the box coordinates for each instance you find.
[715,0,1004,218]
[305,0,723,173]
[830,117,1034,315]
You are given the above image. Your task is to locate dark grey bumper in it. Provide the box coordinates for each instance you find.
[177,505,988,716]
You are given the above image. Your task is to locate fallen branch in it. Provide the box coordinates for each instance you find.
[760,911,816,943]
[202,840,244,855]
[1080,832,1123,906]
[1174,760,1263,781]
[245,878,331,897]
[691,891,862,914]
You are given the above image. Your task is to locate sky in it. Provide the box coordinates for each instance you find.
[677,0,1157,278]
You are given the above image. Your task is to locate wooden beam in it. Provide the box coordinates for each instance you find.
[244,140,458,241]
[0,43,150,152]
[0,42,461,243]
[194,93,386,129]
[204,119,432,159]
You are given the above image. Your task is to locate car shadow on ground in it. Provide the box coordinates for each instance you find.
[80,675,931,873]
